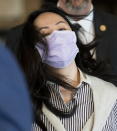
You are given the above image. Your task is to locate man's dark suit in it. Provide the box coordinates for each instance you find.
[0,44,32,131]
[6,9,117,85]
[94,9,117,76]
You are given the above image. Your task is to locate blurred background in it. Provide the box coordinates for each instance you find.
[0,0,117,43]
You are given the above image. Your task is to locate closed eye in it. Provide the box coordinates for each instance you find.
[42,33,50,37]
[58,28,66,31]
[42,29,66,36]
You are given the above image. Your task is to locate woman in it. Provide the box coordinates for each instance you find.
[6,7,117,131]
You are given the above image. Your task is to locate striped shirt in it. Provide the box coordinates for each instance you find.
[32,78,117,131]
[102,99,117,131]
[32,66,117,131]
[33,81,94,131]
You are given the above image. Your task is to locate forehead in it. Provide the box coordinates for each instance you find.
[34,12,68,27]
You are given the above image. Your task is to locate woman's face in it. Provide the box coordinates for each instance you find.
[34,12,78,69]
[34,12,71,36]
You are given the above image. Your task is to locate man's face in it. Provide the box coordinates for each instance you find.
[57,0,92,15]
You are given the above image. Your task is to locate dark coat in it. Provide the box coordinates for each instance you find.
[94,9,117,76]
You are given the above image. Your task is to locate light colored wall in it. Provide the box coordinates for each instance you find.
[0,0,42,29]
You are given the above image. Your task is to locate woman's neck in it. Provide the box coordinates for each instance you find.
[50,61,81,103]
[53,61,80,87]
[56,61,80,103]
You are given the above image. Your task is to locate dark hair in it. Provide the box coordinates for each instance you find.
[8,7,79,130]
[6,5,117,130]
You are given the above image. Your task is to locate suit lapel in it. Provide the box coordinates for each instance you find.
[93,9,108,62]
[93,9,104,37]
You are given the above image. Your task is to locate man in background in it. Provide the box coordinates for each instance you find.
[0,44,32,131]
[55,0,117,85]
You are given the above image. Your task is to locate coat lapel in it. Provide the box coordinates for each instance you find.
[93,9,108,62]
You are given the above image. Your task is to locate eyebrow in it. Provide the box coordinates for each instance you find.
[55,21,67,25]
[38,21,67,31]
[38,26,49,31]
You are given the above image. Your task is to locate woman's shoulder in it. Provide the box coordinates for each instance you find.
[79,69,117,91]
[85,73,117,89]
[81,72,117,100]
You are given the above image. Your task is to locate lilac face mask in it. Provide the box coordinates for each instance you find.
[35,30,79,68]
